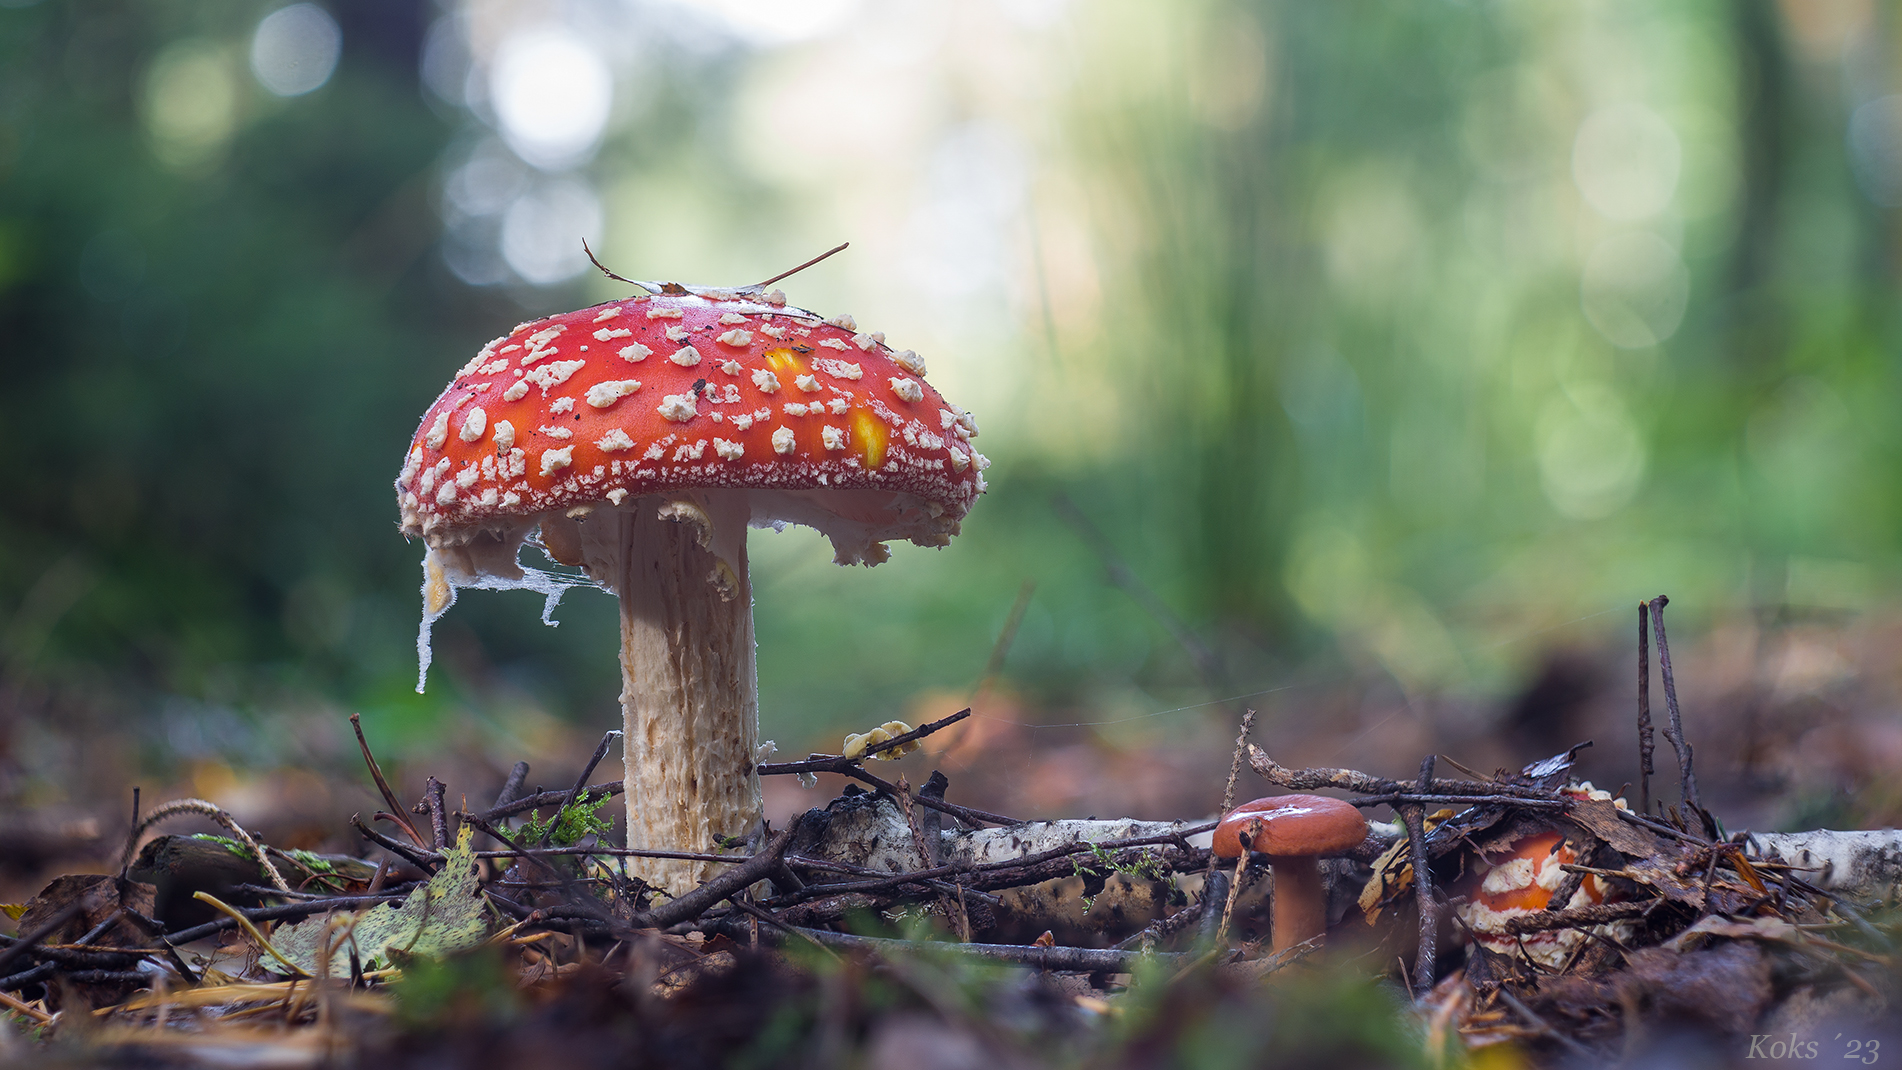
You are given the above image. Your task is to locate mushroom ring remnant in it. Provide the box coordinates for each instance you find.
[1212,794,1368,953]
[396,281,987,895]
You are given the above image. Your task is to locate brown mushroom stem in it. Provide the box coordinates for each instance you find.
[579,495,762,896]
[1269,856,1326,954]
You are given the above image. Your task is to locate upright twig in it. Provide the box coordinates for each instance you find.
[480,761,532,852]
[1636,601,1655,817]
[420,777,449,852]
[1220,709,1258,816]
[846,765,1021,827]
[1409,755,1438,995]
[975,582,1036,700]
[1647,597,1701,811]
[1052,493,1234,710]
[120,786,141,880]
[1216,834,1250,945]
[1206,708,1258,899]
[494,762,530,811]
[895,776,963,940]
[350,713,425,849]
[539,730,620,848]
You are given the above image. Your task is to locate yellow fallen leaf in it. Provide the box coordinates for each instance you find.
[1358,809,1454,924]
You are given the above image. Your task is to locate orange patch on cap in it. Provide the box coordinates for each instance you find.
[764,348,807,380]
[851,408,888,470]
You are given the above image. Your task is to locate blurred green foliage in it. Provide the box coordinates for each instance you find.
[0,1,620,752]
[0,0,1897,790]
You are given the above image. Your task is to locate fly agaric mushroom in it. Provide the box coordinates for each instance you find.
[395,281,986,896]
[1454,783,1630,968]
[1212,794,1368,953]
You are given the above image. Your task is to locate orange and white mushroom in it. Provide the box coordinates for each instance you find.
[1454,784,1631,968]
[396,282,985,896]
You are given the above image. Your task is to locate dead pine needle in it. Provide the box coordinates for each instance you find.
[350,713,426,849]
[755,242,849,289]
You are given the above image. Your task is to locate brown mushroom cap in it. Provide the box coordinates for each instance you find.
[1211,794,1367,859]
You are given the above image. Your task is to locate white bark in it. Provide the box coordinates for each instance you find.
[581,495,762,896]
[947,819,1202,865]
[1739,828,1902,899]
[798,795,1200,874]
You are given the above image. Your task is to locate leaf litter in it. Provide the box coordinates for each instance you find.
[0,598,1898,1067]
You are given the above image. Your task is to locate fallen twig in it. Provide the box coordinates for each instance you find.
[477,783,622,824]
[788,926,1190,973]
[157,895,407,946]
[635,828,797,929]
[1501,899,1658,936]
[538,729,620,848]
[1497,985,1600,1062]
[846,764,1022,827]
[755,709,972,775]
[0,902,82,979]
[351,814,439,873]
[1247,746,1563,803]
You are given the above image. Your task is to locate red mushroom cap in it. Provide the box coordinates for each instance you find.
[396,286,986,569]
[1212,794,1367,859]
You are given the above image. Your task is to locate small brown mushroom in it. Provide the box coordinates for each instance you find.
[1213,794,1368,953]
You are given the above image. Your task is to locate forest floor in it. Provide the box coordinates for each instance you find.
[0,600,1899,1067]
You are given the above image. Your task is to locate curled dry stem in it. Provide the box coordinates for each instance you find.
[120,797,293,895]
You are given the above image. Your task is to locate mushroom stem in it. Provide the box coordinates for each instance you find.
[1268,856,1326,954]
[584,495,762,896]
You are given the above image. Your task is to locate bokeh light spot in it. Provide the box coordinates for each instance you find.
[500,178,604,285]
[1580,231,1688,349]
[665,0,863,46]
[141,40,240,171]
[490,27,613,171]
[250,4,343,98]
[1537,385,1646,519]
[1848,94,1902,207]
[1572,103,1680,221]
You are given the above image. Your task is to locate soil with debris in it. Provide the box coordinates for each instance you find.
[3,604,1901,1068]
